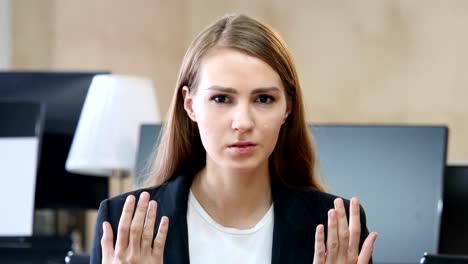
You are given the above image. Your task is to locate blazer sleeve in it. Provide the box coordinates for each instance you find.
[359,204,372,264]
[90,199,110,264]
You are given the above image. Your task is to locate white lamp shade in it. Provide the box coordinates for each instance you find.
[66,74,161,177]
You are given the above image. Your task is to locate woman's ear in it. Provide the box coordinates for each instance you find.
[282,105,291,124]
[282,111,290,124]
[182,86,197,122]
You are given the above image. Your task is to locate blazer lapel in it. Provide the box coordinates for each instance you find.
[271,181,326,264]
[150,173,193,264]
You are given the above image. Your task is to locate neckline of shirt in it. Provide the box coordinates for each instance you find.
[188,189,274,235]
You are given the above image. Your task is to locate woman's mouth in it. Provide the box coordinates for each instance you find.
[228,142,257,154]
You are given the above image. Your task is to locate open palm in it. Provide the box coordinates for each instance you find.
[101,192,169,264]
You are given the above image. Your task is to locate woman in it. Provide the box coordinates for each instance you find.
[91,13,377,264]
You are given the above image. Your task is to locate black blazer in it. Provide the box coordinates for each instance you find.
[90,173,371,264]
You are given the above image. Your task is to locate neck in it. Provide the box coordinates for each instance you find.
[191,159,272,229]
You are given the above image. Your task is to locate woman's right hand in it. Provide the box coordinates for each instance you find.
[101,192,169,264]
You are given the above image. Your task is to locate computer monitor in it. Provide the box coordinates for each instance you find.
[133,124,449,263]
[134,124,163,188]
[311,125,448,264]
[0,71,109,209]
[0,101,45,237]
[439,165,468,255]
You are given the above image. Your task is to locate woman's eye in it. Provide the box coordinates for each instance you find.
[211,95,230,103]
[256,95,274,104]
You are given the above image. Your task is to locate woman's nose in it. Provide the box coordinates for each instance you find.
[231,104,254,132]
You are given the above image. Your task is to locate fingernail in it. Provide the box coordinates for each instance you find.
[140,192,149,199]
[102,222,106,233]
[162,216,169,226]
[334,198,343,208]
[316,224,324,232]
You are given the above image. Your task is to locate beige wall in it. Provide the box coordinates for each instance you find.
[0,0,11,69]
[12,0,468,162]
[11,0,468,251]
[274,1,468,163]
[12,0,53,69]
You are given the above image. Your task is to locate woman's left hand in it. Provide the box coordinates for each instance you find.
[313,197,378,264]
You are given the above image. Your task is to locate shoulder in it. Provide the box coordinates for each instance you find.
[100,184,166,210]
[297,189,347,208]
[97,173,193,222]
[282,187,368,219]
[96,184,167,222]
[93,183,172,233]
[295,189,369,225]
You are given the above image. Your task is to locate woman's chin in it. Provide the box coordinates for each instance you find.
[220,160,267,173]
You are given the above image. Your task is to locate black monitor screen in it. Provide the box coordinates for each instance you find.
[439,165,468,255]
[0,71,110,209]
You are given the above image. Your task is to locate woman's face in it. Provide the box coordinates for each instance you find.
[183,48,289,171]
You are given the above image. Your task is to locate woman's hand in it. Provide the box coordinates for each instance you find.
[313,198,377,264]
[101,192,169,264]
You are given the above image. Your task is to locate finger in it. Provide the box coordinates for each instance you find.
[115,195,136,253]
[129,192,151,254]
[153,216,169,259]
[348,197,361,257]
[334,198,349,262]
[141,200,158,255]
[357,232,378,264]
[101,221,115,260]
[313,224,326,264]
[325,209,338,264]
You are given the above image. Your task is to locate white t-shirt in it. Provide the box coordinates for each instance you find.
[187,190,274,264]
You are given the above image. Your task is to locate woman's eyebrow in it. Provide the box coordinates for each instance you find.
[206,85,237,93]
[206,86,281,94]
[251,87,281,94]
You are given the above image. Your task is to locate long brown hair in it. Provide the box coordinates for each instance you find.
[145,13,325,192]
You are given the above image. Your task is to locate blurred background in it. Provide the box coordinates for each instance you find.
[4,0,467,161]
[1,0,467,261]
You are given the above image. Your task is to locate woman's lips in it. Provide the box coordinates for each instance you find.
[229,142,257,154]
